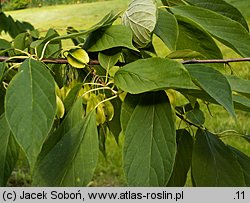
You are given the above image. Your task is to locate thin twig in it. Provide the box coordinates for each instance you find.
[1,56,250,65]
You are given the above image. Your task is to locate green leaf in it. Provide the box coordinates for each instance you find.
[171,6,250,57]
[154,9,178,50]
[227,75,250,97]
[0,86,5,115]
[167,129,193,186]
[67,48,89,69]
[0,114,19,186]
[192,129,245,186]
[63,83,82,113]
[185,64,235,117]
[124,91,176,186]
[185,0,249,31]
[179,89,250,113]
[121,93,140,133]
[115,57,196,94]
[0,62,6,83]
[52,10,121,41]
[167,49,204,59]
[0,39,11,50]
[122,0,157,48]
[36,28,61,58]
[233,95,250,112]
[86,25,137,52]
[13,33,28,51]
[229,146,250,186]
[5,58,57,171]
[98,52,121,71]
[177,20,223,60]
[186,108,205,126]
[33,105,98,186]
[108,97,122,143]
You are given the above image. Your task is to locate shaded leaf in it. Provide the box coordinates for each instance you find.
[229,146,250,186]
[5,58,57,171]
[0,114,19,186]
[122,0,157,48]
[179,89,250,113]
[185,64,235,117]
[63,83,82,113]
[227,75,250,97]
[171,6,250,57]
[0,62,6,83]
[167,129,193,186]
[115,57,196,94]
[121,93,140,133]
[186,108,205,126]
[0,39,11,50]
[33,102,98,186]
[108,97,122,143]
[124,91,176,186]
[177,20,223,60]
[185,0,249,31]
[192,129,245,186]
[233,95,250,112]
[86,25,137,52]
[13,33,28,51]
[154,9,178,50]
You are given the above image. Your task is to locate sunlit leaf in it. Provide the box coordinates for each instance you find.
[122,0,157,48]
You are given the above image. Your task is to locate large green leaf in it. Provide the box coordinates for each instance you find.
[192,129,245,186]
[0,114,19,186]
[86,25,137,52]
[185,64,235,117]
[115,57,196,94]
[121,93,140,133]
[227,75,250,97]
[171,6,250,57]
[33,101,98,186]
[185,0,249,31]
[229,146,250,186]
[167,129,193,186]
[5,58,57,170]
[124,91,176,186]
[122,0,157,48]
[154,9,178,50]
[177,20,223,60]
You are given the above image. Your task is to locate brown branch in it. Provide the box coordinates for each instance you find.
[1,56,250,65]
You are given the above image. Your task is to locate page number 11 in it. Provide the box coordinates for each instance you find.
[235,191,245,200]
